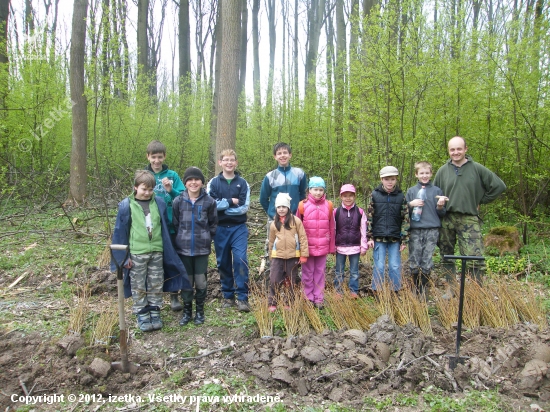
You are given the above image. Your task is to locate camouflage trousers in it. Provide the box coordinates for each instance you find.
[408,228,439,274]
[438,213,485,278]
[129,252,164,313]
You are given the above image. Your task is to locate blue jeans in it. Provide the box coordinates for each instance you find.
[371,241,402,291]
[334,253,360,293]
[214,224,249,301]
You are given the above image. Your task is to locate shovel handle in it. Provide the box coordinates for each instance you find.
[110,244,129,250]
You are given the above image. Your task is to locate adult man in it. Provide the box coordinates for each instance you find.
[207,150,251,312]
[433,136,506,286]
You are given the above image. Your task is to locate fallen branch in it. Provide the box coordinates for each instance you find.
[426,355,459,392]
[176,345,233,363]
[19,378,29,396]
[314,364,361,381]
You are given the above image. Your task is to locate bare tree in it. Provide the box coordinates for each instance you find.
[68,0,89,204]
[266,0,276,113]
[305,0,326,99]
[178,0,191,169]
[208,1,221,173]
[238,0,247,97]
[215,0,241,173]
[137,0,149,94]
[252,0,261,108]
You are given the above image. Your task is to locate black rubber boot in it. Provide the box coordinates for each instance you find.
[194,288,207,325]
[179,302,193,326]
[170,292,183,311]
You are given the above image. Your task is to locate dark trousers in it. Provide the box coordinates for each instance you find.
[269,257,300,306]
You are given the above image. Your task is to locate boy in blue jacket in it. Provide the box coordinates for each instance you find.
[207,150,251,312]
[111,170,191,332]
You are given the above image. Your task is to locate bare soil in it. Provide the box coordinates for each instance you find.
[2,264,550,412]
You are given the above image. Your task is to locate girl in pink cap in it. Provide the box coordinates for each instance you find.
[333,184,368,297]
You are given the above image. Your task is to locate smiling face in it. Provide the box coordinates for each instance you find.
[381,176,398,193]
[219,155,237,174]
[185,178,203,197]
[276,205,289,217]
[147,152,166,173]
[340,191,356,207]
[448,136,468,166]
[274,148,292,168]
[415,167,432,184]
[309,187,325,200]
[134,183,154,200]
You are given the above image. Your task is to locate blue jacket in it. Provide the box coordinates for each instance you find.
[259,164,307,219]
[207,172,250,226]
[110,196,191,298]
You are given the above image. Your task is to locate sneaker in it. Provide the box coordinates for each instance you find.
[136,313,154,332]
[221,298,236,308]
[349,292,359,299]
[268,306,277,313]
[236,300,250,312]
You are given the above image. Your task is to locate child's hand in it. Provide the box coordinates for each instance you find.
[436,196,448,208]
[360,250,367,256]
[299,257,308,264]
[409,199,424,207]
[161,178,173,192]
[232,198,239,205]
[367,240,374,249]
[399,243,407,252]
[124,259,133,269]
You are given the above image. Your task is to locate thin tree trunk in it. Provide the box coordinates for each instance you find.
[137,0,149,94]
[68,0,89,204]
[215,0,241,174]
[252,0,260,108]
[208,1,221,173]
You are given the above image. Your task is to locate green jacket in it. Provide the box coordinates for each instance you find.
[129,193,163,254]
[433,155,506,215]
[146,164,184,233]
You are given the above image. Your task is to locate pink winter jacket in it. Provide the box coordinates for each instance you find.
[296,193,336,256]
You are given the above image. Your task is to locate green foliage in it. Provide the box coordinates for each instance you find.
[422,386,507,412]
[486,255,527,276]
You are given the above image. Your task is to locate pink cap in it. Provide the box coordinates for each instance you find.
[340,184,356,194]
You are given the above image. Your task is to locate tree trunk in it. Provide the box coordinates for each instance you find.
[215,0,241,174]
[68,0,89,204]
[137,0,149,94]
[266,0,275,116]
[208,1,221,174]
[334,0,346,144]
[305,0,326,99]
[252,0,261,108]
[178,0,191,169]
[238,0,247,97]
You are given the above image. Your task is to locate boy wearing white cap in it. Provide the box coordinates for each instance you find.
[366,166,410,292]
[334,184,368,297]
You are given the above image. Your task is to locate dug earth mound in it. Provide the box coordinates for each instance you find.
[2,311,550,411]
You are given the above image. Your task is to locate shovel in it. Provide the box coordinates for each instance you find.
[110,244,139,373]
[443,254,485,370]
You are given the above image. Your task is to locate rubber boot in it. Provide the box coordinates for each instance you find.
[471,266,483,285]
[149,307,163,330]
[179,302,193,326]
[442,261,456,299]
[136,309,154,332]
[411,269,421,295]
[418,270,430,299]
[170,292,183,311]
[194,288,207,325]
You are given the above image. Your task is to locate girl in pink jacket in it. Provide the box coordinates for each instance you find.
[296,177,335,308]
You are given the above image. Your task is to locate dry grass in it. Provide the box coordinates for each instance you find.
[373,281,396,323]
[279,288,310,336]
[393,281,416,326]
[97,238,112,268]
[302,295,326,333]
[66,284,91,335]
[433,281,459,330]
[508,280,548,329]
[91,306,118,347]
[249,282,273,337]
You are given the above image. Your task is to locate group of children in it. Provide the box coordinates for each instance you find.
[112,140,448,332]
[263,143,447,311]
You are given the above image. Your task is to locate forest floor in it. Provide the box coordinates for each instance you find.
[1,200,549,411]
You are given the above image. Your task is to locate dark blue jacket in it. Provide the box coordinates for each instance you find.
[110,196,191,298]
[369,185,407,241]
[207,172,250,226]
